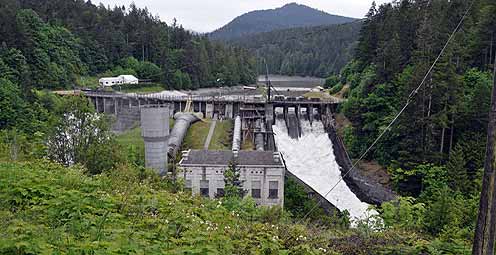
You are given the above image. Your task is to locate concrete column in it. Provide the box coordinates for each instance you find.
[265,104,274,124]
[206,103,214,119]
[103,98,107,113]
[169,104,174,117]
[114,98,118,115]
[95,97,100,113]
[309,104,314,123]
[264,103,275,151]
[141,106,170,175]
[225,103,234,119]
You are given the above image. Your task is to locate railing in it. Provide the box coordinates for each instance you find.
[83,90,343,104]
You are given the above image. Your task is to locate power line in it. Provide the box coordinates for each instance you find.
[299,0,475,223]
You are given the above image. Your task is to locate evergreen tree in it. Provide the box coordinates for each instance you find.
[446,144,469,194]
[224,159,246,198]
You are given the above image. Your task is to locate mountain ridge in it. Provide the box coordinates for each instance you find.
[209,3,357,40]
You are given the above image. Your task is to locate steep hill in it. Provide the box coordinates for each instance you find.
[231,21,362,77]
[210,3,356,40]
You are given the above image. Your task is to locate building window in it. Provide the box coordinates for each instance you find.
[268,181,278,199]
[185,179,192,193]
[200,180,209,197]
[215,188,225,198]
[252,180,261,199]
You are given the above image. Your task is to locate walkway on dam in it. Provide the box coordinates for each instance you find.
[204,114,218,150]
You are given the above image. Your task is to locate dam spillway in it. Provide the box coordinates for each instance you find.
[273,112,374,221]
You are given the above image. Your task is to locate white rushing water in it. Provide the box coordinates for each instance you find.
[273,116,375,222]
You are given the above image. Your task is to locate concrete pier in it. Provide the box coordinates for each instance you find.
[141,106,169,175]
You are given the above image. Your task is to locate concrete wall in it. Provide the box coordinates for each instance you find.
[182,165,285,207]
[326,123,396,205]
[113,100,141,132]
[141,106,169,175]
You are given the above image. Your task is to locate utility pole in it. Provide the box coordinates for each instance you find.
[473,55,496,255]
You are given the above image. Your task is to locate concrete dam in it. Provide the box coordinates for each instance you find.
[83,90,394,220]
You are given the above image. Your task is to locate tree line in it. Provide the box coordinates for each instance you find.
[0,0,256,91]
[334,0,496,250]
[230,22,362,78]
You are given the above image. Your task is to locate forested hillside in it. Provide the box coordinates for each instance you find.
[331,0,496,250]
[0,0,256,90]
[210,3,356,40]
[232,22,362,77]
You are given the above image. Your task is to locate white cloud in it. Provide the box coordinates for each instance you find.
[97,0,393,32]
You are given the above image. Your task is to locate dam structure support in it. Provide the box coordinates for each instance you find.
[83,91,397,213]
[140,106,169,175]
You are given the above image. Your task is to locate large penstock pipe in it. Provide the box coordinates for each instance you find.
[167,112,201,158]
[232,115,242,151]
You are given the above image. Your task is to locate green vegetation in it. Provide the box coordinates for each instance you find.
[324,75,340,89]
[0,161,300,254]
[231,21,361,78]
[182,121,212,150]
[284,177,349,228]
[119,85,166,94]
[332,0,496,251]
[116,119,175,167]
[1,0,496,253]
[224,159,247,198]
[303,91,333,100]
[209,120,233,150]
[0,1,256,91]
[116,127,145,167]
[0,160,458,254]
[241,139,255,151]
[77,76,99,89]
[210,3,356,40]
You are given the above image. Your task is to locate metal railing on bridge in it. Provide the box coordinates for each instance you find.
[83,90,343,104]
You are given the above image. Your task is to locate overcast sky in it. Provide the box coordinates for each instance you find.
[97,0,392,33]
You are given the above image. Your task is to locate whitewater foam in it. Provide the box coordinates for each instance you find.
[273,117,375,222]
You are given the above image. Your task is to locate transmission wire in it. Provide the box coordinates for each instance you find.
[299,0,475,223]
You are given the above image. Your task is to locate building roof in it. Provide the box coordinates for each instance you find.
[180,150,284,167]
[99,77,121,81]
[118,75,138,80]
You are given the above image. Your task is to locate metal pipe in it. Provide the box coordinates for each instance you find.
[167,112,201,158]
[232,115,242,152]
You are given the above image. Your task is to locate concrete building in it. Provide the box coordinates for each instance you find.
[179,150,285,207]
[99,75,139,87]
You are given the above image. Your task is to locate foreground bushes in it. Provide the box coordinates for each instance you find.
[0,161,467,254]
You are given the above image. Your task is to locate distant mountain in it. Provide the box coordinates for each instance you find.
[231,21,362,78]
[210,3,357,40]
